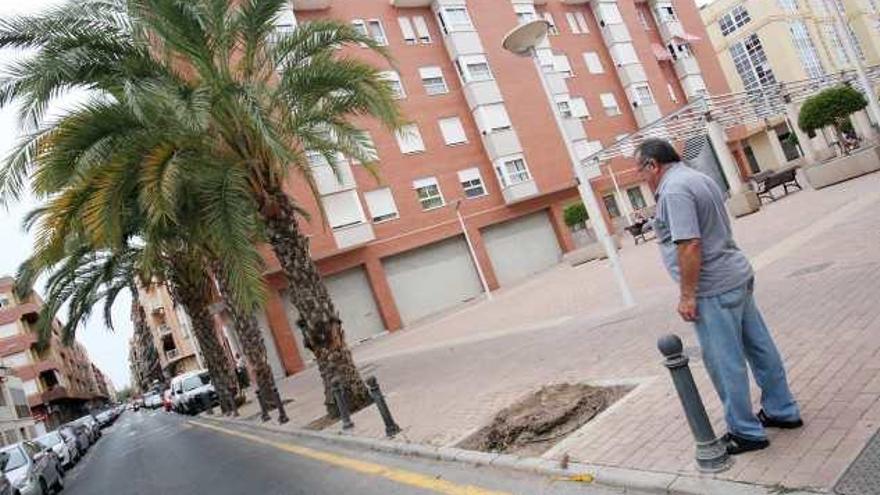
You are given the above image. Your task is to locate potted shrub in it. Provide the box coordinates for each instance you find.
[798,85,868,155]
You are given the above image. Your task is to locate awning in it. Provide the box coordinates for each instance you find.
[672,32,701,43]
[652,43,672,61]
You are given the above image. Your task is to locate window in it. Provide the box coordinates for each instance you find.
[496,157,531,187]
[823,23,849,67]
[514,4,537,24]
[574,12,590,33]
[600,93,621,116]
[380,71,405,99]
[0,296,8,308]
[457,54,493,82]
[5,352,29,367]
[603,194,621,217]
[729,34,777,91]
[719,5,751,37]
[627,187,647,209]
[555,96,572,118]
[474,104,512,134]
[364,188,399,223]
[810,0,827,13]
[413,177,444,210]
[555,95,589,119]
[439,6,473,33]
[778,0,799,13]
[22,380,38,396]
[419,66,448,95]
[351,19,368,38]
[438,117,467,145]
[554,54,573,77]
[322,190,366,229]
[632,84,655,107]
[565,12,581,34]
[667,41,694,60]
[542,13,559,35]
[458,168,487,198]
[413,16,431,44]
[583,52,604,74]
[597,3,623,26]
[667,83,679,103]
[610,43,638,66]
[367,20,388,45]
[789,21,824,79]
[637,8,652,30]
[0,323,17,339]
[655,1,677,22]
[398,17,416,44]
[395,124,425,154]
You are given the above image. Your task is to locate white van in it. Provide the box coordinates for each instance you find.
[170,370,218,415]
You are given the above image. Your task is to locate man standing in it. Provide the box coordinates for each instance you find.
[635,139,802,455]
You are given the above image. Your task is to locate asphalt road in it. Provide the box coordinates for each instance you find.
[60,409,634,495]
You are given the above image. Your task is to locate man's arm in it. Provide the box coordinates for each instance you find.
[676,239,701,322]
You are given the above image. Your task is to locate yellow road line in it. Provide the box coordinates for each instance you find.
[189,421,512,495]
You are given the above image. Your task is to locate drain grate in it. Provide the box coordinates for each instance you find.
[834,426,880,495]
[788,262,834,278]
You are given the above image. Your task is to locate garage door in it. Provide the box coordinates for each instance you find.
[281,266,385,355]
[255,311,286,380]
[383,236,483,325]
[482,211,562,287]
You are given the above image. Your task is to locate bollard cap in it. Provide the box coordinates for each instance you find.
[657,334,684,357]
[365,376,378,388]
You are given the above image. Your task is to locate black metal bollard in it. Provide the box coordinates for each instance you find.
[366,376,401,438]
[274,385,289,424]
[255,389,271,422]
[658,334,731,473]
[331,379,354,430]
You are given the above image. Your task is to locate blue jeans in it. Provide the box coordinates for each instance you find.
[694,279,800,440]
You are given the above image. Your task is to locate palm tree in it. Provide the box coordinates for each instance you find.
[0,0,404,416]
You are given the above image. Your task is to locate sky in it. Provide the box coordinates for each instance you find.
[0,0,133,390]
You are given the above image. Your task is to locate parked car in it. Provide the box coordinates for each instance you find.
[143,393,162,410]
[34,431,76,469]
[70,415,101,443]
[170,370,218,415]
[94,410,115,428]
[58,426,84,461]
[1,441,63,495]
[0,452,13,495]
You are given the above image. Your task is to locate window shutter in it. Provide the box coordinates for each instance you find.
[412,177,437,189]
[574,12,590,33]
[553,54,572,74]
[583,52,604,74]
[322,191,365,229]
[476,104,511,134]
[412,16,431,42]
[570,97,590,119]
[395,124,425,153]
[364,188,398,221]
[439,117,467,145]
[543,13,557,32]
[398,17,416,43]
[457,168,481,182]
[418,66,443,79]
[565,13,580,34]
[536,48,555,69]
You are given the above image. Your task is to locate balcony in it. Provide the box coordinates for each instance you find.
[561,117,587,142]
[582,161,603,180]
[601,23,632,45]
[391,0,432,6]
[18,303,39,324]
[632,103,663,127]
[332,222,375,250]
[544,73,569,96]
[501,179,539,204]
[681,74,707,100]
[673,56,701,78]
[481,129,523,160]
[158,324,172,336]
[312,159,356,196]
[291,0,330,10]
[617,63,648,87]
[463,80,503,110]
[165,349,181,361]
[658,20,685,42]
[443,31,484,60]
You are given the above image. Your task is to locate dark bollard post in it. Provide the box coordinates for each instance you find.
[274,385,289,424]
[366,376,401,438]
[331,379,354,430]
[202,393,214,416]
[255,389,271,422]
[658,334,731,473]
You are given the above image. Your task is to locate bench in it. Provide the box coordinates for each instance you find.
[624,220,654,245]
[752,167,802,203]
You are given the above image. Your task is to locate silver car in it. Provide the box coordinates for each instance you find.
[34,431,76,469]
[1,442,63,495]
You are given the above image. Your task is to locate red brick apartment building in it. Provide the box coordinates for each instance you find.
[208,0,735,378]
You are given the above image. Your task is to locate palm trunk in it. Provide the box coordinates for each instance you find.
[262,187,370,417]
[166,262,239,416]
[212,262,288,423]
[131,293,164,389]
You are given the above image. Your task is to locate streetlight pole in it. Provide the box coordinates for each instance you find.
[503,20,635,308]
[455,200,493,301]
[606,163,633,227]
[824,0,880,127]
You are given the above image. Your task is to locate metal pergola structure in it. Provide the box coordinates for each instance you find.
[584,64,880,164]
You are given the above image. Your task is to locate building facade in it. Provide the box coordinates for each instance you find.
[135,283,203,380]
[0,277,108,428]
[248,0,731,377]
[0,372,40,446]
[700,0,880,173]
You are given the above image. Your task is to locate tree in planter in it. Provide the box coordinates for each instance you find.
[563,203,589,231]
[798,85,868,154]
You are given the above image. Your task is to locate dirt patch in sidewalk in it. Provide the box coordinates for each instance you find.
[457,383,631,457]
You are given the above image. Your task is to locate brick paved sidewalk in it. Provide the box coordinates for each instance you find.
[237,172,880,492]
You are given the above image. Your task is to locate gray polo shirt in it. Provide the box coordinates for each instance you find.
[653,162,752,297]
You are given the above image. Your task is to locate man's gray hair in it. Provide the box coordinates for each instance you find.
[636,138,681,168]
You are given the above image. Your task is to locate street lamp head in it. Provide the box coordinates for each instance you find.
[501,20,550,55]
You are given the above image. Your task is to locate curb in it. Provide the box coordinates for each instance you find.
[194,415,825,495]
